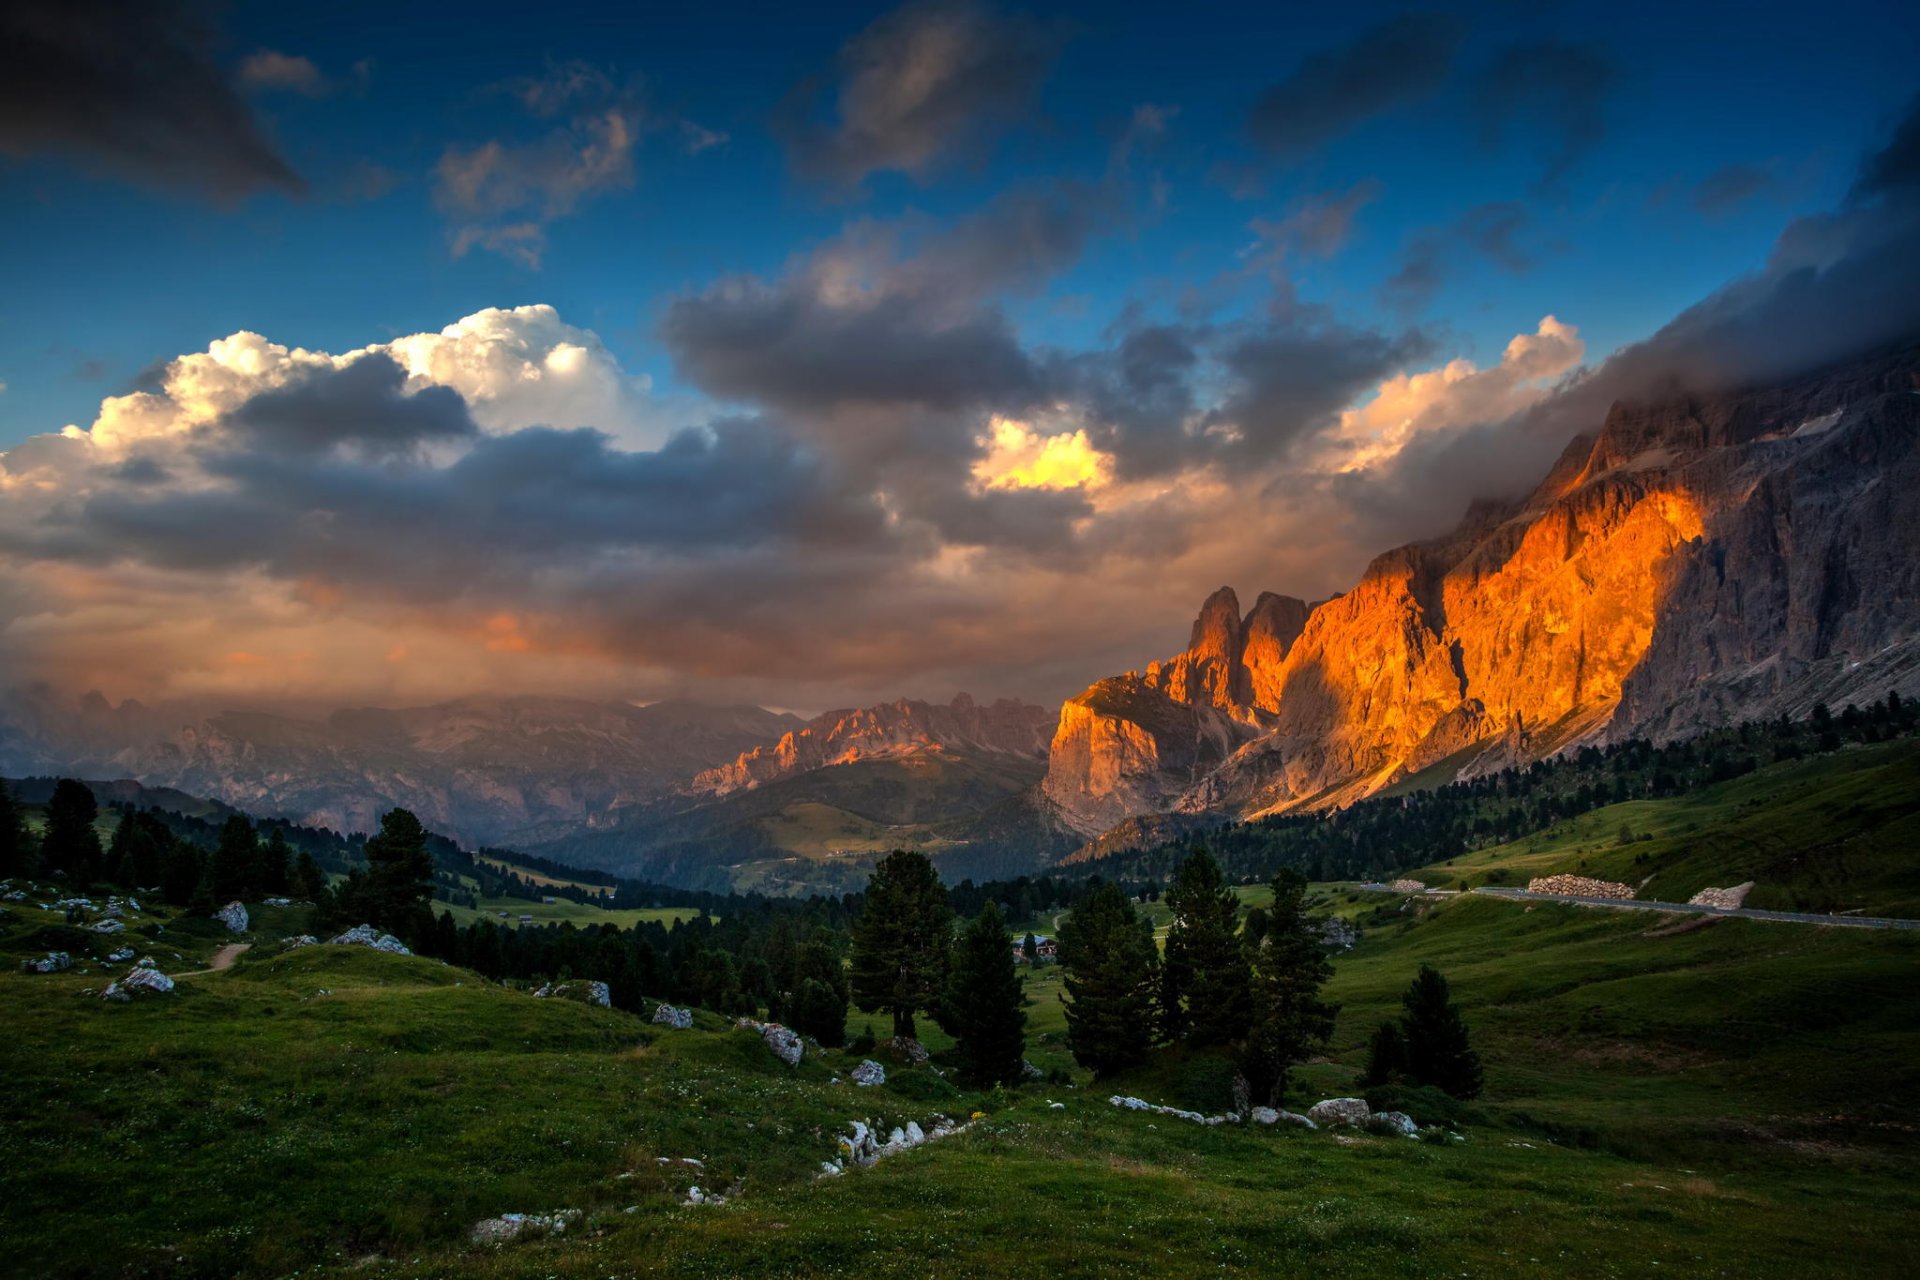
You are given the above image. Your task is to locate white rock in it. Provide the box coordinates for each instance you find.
[20,951,71,974]
[1250,1106,1281,1125]
[106,948,135,963]
[92,920,125,933]
[214,901,249,933]
[468,1210,580,1246]
[652,1003,694,1029]
[282,935,318,949]
[1369,1110,1420,1138]
[1307,1097,1372,1128]
[734,1019,804,1066]
[850,1059,886,1087]
[327,923,410,954]
[102,967,175,1001]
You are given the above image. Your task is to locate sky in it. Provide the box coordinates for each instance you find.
[1,0,1917,717]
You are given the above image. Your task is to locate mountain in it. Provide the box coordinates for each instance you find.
[1044,346,1920,838]
[0,691,803,847]
[690,693,1052,795]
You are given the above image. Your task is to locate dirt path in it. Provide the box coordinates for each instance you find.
[177,942,251,977]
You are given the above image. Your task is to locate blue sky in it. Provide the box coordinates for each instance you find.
[1,0,1917,712]
[3,0,1913,447]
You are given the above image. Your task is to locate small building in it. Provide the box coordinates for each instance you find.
[518,914,533,926]
[541,895,558,904]
[1011,934,1058,963]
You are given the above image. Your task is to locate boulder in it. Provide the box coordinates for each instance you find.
[468,1210,580,1246]
[92,920,125,934]
[1020,1058,1045,1082]
[734,1018,805,1066]
[214,901,249,933]
[1307,1097,1371,1128]
[880,1035,930,1066]
[532,981,612,1008]
[839,1120,879,1167]
[651,1003,694,1029]
[850,1059,886,1087]
[106,948,135,963]
[1249,1106,1280,1125]
[101,967,175,1001]
[1367,1110,1419,1138]
[20,951,71,974]
[262,897,293,907]
[327,924,411,954]
[282,935,318,949]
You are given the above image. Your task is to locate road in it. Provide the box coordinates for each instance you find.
[1358,882,1920,931]
[176,942,252,976]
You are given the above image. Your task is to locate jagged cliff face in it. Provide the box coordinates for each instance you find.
[1044,349,1920,837]
[690,693,1054,796]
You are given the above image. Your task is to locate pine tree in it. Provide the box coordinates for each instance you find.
[1022,931,1039,964]
[257,828,293,895]
[209,815,257,903]
[1161,848,1252,1046]
[0,778,27,878]
[1241,870,1335,1106]
[1399,964,1483,1099]
[1059,881,1159,1077]
[946,901,1027,1086]
[789,927,848,1046]
[1359,1019,1408,1088]
[293,850,327,902]
[363,809,435,941]
[849,850,953,1041]
[42,779,102,885]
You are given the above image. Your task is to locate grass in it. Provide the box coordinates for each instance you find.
[1410,738,1920,916]
[4,833,1918,1277]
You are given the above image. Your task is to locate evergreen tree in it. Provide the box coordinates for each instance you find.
[1399,964,1483,1099]
[1161,848,1252,1046]
[849,850,953,1041]
[161,840,205,907]
[946,901,1027,1086]
[256,828,293,895]
[1059,881,1159,1077]
[0,778,29,878]
[1022,931,1039,964]
[1359,1019,1408,1088]
[292,850,327,902]
[209,815,258,902]
[42,779,102,884]
[789,927,848,1046]
[1241,870,1336,1106]
[362,809,435,940]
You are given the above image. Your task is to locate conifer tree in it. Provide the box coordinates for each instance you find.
[849,850,953,1041]
[0,778,27,878]
[209,814,257,902]
[1241,870,1335,1105]
[293,850,327,902]
[1059,881,1159,1077]
[257,828,293,895]
[790,927,848,1046]
[1359,1019,1408,1088]
[42,779,102,885]
[1400,964,1483,1099]
[1022,931,1039,964]
[363,808,435,940]
[1161,848,1252,1046]
[946,901,1027,1086]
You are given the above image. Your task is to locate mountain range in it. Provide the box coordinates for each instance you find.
[6,346,1918,886]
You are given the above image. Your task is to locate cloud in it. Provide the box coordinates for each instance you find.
[662,183,1114,415]
[1245,180,1382,267]
[237,51,330,97]
[973,416,1111,491]
[1692,163,1774,217]
[1472,41,1614,192]
[1381,201,1534,314]
[436,65,645,265]
[776,0,1062,192]
[1247,13,1464,158]
[0,0,303,199]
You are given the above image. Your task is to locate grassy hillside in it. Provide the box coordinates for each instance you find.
[1405,738,1920,915]
[4,862,1916,1278]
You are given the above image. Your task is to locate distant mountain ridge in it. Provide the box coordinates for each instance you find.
[1042,346,1920,838]
[0,691,804,848]
[690,693,1053,796]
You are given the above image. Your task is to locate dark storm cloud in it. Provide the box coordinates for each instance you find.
[0,0,305,199]
[1247,13,1465,158]
[661,184,1114,414]
[1852,92,1920,199]
[1381,201,1533,314]
[1692,164,1774,217]
[1472,41,1614,191]
[1206,314,1430,462]
[1053,323,1203,478]
[776,0,1063,192]
[221,354,477,458]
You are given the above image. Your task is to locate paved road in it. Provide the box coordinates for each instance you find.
[1359,882,1920,931]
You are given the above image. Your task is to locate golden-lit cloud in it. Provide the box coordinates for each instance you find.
[973,416,1112,491]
